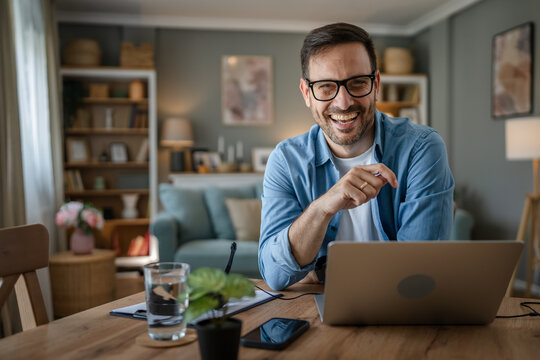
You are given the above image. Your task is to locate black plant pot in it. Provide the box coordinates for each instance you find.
[195,318,242,360]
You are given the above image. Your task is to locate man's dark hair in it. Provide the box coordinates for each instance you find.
[301,23,377,79]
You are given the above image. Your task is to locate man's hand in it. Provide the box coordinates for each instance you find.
[316,163,398,216]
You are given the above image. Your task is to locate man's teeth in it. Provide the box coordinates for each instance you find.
[330,113,358,122]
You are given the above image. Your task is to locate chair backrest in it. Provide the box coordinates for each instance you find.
[0,224,49,331]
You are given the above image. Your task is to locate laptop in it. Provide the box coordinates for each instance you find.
[315,241,523,325]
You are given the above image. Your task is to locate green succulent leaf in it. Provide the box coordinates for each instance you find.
[187,267,226,292]
[222,274,255,300]
[184,296,220,324]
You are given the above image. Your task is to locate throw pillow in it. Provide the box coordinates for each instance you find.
[225,198,262,241]
[204,186,256,239]
[159,184,214,241]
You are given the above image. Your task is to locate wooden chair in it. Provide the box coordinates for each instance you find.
[0,224,49,332]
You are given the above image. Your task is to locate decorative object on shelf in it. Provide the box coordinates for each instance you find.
[55,201,104,255]
[104,108,114,129]
[121,193,139,219]
[99,151,108,162]
[120,42,155,69]
[383,47,414,75]
[93,176,106,190]
[129,79,144,101]
[399,107,419,124]
[252,147,274,173]
[222,55,273,126]
[136,138,150,162]
[217,135,225,161]
[66,138,90,163]
[110,142,128,163]
[492,22,533,119]
[239,162,253,173]
[89,83,109,98]
[505,117,540,297]
[236,141,244,163]
[62,39,102,67]
[161,117,194,172]
[182,267,255,360]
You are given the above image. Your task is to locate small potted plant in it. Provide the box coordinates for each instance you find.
[181,267,255,360]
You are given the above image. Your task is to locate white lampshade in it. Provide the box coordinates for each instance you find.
[160,118,194,148]
[505,117,540,160]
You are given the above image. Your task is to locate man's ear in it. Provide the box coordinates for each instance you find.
[374,70,381,102]
[299,78,311,107]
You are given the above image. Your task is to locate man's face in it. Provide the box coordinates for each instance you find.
[300,43,379,157]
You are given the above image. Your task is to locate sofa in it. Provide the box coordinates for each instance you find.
[150,183,263,278]
[150,182,475,279]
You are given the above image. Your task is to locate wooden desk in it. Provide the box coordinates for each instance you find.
[1,280,539,359]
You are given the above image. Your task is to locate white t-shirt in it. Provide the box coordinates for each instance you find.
[332,145,381,242]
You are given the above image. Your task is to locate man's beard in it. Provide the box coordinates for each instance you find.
[317,101,376,146]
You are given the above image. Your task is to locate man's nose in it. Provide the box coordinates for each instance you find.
[332,85,355,109]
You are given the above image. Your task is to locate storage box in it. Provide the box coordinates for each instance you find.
[89,83,109,98]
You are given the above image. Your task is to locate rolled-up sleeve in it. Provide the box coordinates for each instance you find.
[258,148,316,290]
[397,130,454,240]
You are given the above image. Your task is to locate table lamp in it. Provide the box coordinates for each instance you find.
[505,116,540,297]
[161,117,194,172]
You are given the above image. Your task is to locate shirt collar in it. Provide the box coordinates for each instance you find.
[314,109,385,166]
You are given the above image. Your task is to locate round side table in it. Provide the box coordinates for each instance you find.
[49,249,116,318]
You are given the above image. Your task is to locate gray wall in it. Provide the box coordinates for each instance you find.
[418,0,540,283]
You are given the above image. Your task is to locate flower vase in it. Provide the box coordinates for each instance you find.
[70,228,94,255]
[121,194,139,219]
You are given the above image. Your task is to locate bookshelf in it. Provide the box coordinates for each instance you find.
[378,74,428,125]
[60,67,158,266]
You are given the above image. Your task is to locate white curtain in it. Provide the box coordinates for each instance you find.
[11,0,62,320]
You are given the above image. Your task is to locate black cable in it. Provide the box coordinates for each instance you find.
[495,301,540,319]
[224,242,237,274]
[255,284,322,300]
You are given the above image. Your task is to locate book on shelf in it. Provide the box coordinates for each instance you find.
[402,85,419,103]
[127,232,150,256]
[64,170,84,191]
[136,138,149,162]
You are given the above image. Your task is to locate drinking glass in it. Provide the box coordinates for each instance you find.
[143,262,190,341]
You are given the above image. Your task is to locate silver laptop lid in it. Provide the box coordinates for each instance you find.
[319,241,523,325]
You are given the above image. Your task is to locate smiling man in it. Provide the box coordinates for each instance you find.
[258,23,454,290]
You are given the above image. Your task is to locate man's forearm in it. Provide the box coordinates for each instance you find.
[288,198,334,267]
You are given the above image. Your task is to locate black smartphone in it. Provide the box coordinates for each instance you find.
[240,317,310,350]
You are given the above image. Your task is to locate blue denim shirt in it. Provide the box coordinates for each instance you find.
[258,111,455,290]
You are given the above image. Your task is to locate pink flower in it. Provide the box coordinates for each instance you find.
[56,202,103,230]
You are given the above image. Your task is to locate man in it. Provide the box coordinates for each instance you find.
[258,23,454,291]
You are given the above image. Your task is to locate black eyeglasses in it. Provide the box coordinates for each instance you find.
[305,73,376,101]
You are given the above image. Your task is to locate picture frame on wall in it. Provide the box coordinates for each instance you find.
[492,22,534,119]
[222,55,273,126]
[252,147,274,173]
[66,138,90,163]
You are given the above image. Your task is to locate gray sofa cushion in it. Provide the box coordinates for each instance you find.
[159,184,214,241]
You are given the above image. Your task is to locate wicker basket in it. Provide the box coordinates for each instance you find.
[383,47,414,75]
[63,39,102,67]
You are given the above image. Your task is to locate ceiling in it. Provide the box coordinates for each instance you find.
[56,0,482,36]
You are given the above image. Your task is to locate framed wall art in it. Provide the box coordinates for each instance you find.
[252,147,274,173]
[492,22,534,118]
[222,55,273,126]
